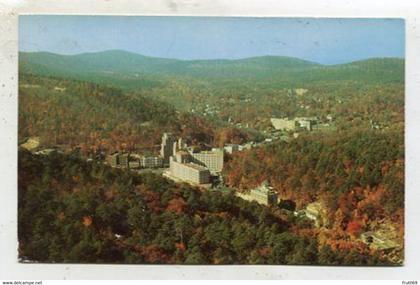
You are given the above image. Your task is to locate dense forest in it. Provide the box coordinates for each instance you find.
[224,129,404,258]
[19,74,251,154]
[18,149,389,265]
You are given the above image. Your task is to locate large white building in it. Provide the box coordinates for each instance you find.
[271,117,317,131]
[165,151,211,185]
[189,148,224,173]
[161,132,224,185]
[270,118,297,131]
[169,158,211,184]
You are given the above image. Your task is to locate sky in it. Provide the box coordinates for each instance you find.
[19,16,405,65]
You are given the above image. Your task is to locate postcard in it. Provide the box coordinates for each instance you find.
[17,16,404,265]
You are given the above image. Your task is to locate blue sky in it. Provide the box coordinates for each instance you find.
[19,16,405,65]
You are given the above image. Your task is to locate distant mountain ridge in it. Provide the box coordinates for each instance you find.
[19,50,320,76]
[19,50,404,89]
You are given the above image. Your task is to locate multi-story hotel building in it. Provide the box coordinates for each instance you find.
[160,133,224,185]
[169,158,211,184]
[160,132,175,164]
[190,148,224,173]
[166,151,211,184]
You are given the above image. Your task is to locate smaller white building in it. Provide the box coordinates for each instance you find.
[224,144,239,154]
[139,156,163,168]
[236,181,278,206]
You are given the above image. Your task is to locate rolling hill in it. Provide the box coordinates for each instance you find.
[19,50,404,88]
[18,50,405,135]
[18,74,220,153]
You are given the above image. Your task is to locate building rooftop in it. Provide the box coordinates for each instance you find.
[295,116,318,121]
[361,231,399,250]
[195,149,223,154]
[183,162,210,171]
[162,132,175,139]
[141,155,162,159]
[253,181,275,193]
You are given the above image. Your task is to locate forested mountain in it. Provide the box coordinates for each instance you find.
[224,128,404,225]
[19,50,405,132]
[19,50,403,85]
[18,74,250,154]
[222,128,404,264]
[19,50,318,79]
[18,74,175,152]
